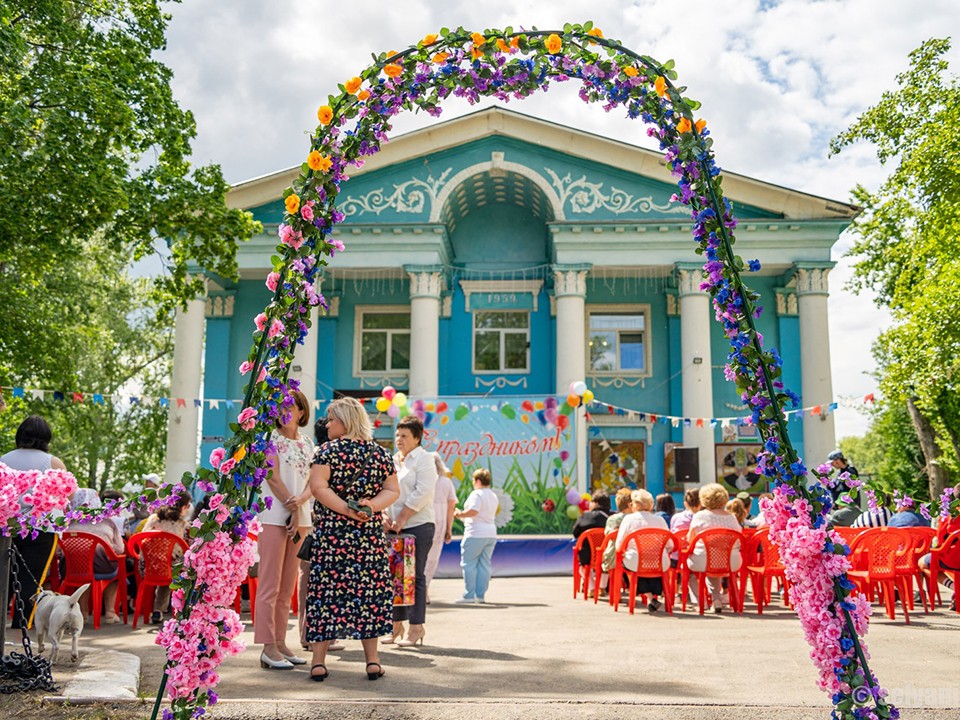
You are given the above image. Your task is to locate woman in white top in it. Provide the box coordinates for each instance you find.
[614,489,672,612]
[384,415,437,647]
[687,483,742,613]
[424,453,457,601]
[255,390,314,669]
[1,415,68,628]
[453,468,499,604]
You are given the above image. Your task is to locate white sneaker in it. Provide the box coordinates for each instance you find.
[454,596,476,604]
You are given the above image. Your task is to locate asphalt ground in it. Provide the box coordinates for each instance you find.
[26,576,960,719]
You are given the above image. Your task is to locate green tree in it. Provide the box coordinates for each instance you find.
[831,38,960,500]
[0,235,173,491]
[0,0,259,313]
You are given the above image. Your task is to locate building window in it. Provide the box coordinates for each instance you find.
[355,307,410,374]
[587,306,651,375]
[473,311,529,373]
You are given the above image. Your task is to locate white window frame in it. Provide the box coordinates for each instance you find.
[585,304,652,377]
[353,305,411,378]
[472,310,530,375]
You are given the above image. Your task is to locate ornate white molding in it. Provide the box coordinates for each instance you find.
[205,295,234,318]
[474,376,528,390]
[545,167,687,216]
[591,376,647,389]
[325,296,340,318]
[339,169,453,218]
[795,267,831,296]
[553,269,588,298]
[459,279,543,312]
[665,293,680,317]
[775,289,799,316]
[441,295,452,318]
[408,270,444,300]
[359,376,409,389]
[549,295,556,317]
[676,268,706,297]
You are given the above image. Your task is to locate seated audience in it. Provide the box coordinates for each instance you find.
[572,490,611,567]
[726,498,747,527]
[599,488,634,593]
[654,493,676,527]
[614,489,672,612]
[687,483,742,614]
[670,487,701,534]
[141,487,192,623]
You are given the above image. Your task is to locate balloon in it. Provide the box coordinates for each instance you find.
[578,499,590,512]
[375,397,390,412]
[415,409,426,421]
[557,415,570,431]
[520,413,529,424]
[534,400,544,410]
[566,505,581,520]
[582,389,594,404]
[412,399,425,412]
[398,405,410,419]
[560,450,570,462]
[581,492,592,502]
[521,400,534,412]
[567,393,581,408]
[454,404,469,420]
[559,402,572,416]
[387,405,399,418]
[566,488,581,505]
[544,397,558,410]
[568,382,578,394]
[436,401,448,413]
[573,381,587,395]
[425,402,435,412]
[382,386,396,401]
[535,410,547,426]
[441,415,449,425]
[500,404,516,420]
[423,412,434,427]
[393,392,407,407]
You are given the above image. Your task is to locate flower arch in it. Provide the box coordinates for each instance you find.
[146,23,957,720]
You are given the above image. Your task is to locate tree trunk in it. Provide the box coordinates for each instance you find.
[906,396,950,500]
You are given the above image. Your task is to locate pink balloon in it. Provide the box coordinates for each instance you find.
[387,404,399,418]
[382,386,396,401]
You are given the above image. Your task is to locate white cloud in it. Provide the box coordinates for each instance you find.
[160,0,959,438]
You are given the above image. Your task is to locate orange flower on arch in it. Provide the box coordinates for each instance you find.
[623,66,638,77]
[471,32,486,47]
[422,33,439,45]
[470,46,483,60]
[432,51,450,64]
[357,89,370,101]
[284,194,301,215]
[317,105,333,125]
[496,38,511,53]
[233,446,247,462]
[677,117,692,134]
[695,119,707,133]
[544,33,562,54]
[586,27,603,45]
[654,76,667,97]
[307,151,332,172]
[384,63,403,78]
[344,77,362,95]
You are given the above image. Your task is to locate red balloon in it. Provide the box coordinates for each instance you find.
[557,414,570,431]
[436,401,448,413]
[521,400,534,412]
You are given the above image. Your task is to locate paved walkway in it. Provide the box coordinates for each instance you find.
[38,577,960,718]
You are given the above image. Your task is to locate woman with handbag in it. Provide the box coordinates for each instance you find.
[304,397,399,682]
[255,389,313,670]
[383,414,437,647]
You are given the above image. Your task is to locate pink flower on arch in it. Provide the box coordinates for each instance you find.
[267,318,284,338]
[254,313,267,332]
[218,458,236,476]
[209,448,225,469]
[300,201,315,222]
[279,224,304,250]
[237,407,257,430]
[238,361,253,375]
[265,272,281,292]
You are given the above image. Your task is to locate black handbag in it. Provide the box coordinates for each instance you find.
[296,446,374,562]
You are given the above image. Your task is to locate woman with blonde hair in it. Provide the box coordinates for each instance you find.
[304,397,399,682]
[687,483,742,613]
[613,489,672,612]
[255,389,313,670]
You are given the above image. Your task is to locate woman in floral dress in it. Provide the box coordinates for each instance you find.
[304,397,398,682]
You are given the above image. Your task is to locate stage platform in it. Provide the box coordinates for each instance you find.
[433,535,574,578]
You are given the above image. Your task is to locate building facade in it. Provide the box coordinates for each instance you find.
[166,108,857,507]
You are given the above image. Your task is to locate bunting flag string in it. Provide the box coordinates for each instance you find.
[1,384,879,426]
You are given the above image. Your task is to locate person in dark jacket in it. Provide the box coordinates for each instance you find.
[573,491,611,565]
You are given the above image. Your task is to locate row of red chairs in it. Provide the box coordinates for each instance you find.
[574,524,960,622]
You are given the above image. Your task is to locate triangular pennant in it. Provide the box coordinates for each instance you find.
[208,399,220,410]
[72,392,84,403]
[30,389,44,400]
[159,397,170,408]
[176,398,186,408]
[93,393,104,404]
[12,387,24,398]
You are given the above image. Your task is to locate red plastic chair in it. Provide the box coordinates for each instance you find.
[895,527,936,612]
[593,530,619,605]
[745,527,790,614]
[572,528,605,601]
[58,531,128,629]
[832,525,865,547]
[681,528,743,614]
[126,531,189,629]
[738,528,762,604]
[925,529,960,612]
[612,528,676,614]
[234,533,259,620]
[848,528,912,622]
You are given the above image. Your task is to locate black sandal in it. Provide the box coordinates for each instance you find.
[366,661,385,681]
[310,663,328,682]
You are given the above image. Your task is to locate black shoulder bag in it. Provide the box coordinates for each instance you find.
[297,445,375,561]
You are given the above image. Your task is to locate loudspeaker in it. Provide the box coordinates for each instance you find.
[674,447,700,484]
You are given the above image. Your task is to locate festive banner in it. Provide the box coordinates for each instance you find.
[413,396,580,535]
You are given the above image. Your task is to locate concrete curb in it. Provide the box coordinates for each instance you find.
[43,649,140,704]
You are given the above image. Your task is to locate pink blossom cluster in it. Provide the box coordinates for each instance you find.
[182,529,259,607]
[0,463,35,528]
[762,489,873,694]
[21,467,78,518]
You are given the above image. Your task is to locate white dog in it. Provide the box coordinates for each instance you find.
[33,583,90,664]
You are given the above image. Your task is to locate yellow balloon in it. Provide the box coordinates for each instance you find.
[534,401,544,410]
[393,392,407,407]
[520,413,529,423]
[426,403,435,411]
[581,492,591,502]
[582,390,594,404]
[375,397,390,412]
[441,415,449,425]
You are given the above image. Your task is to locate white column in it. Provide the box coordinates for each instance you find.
[406,267,443,397]
[165,292,206,485]
[291,305,320,422]
[677,265,716,485]
[554,265,589,493]
[795,264,836,468]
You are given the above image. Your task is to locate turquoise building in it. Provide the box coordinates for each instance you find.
[165,108,857,511]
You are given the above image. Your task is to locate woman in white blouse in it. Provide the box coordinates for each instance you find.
[384,415,437,647]
[614,489,672,612]
[687,482,742,613]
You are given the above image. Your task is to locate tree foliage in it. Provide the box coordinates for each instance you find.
[831,38,960,497]
[0,0,260,307]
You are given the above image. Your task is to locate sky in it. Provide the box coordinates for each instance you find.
[159,0,960,439]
